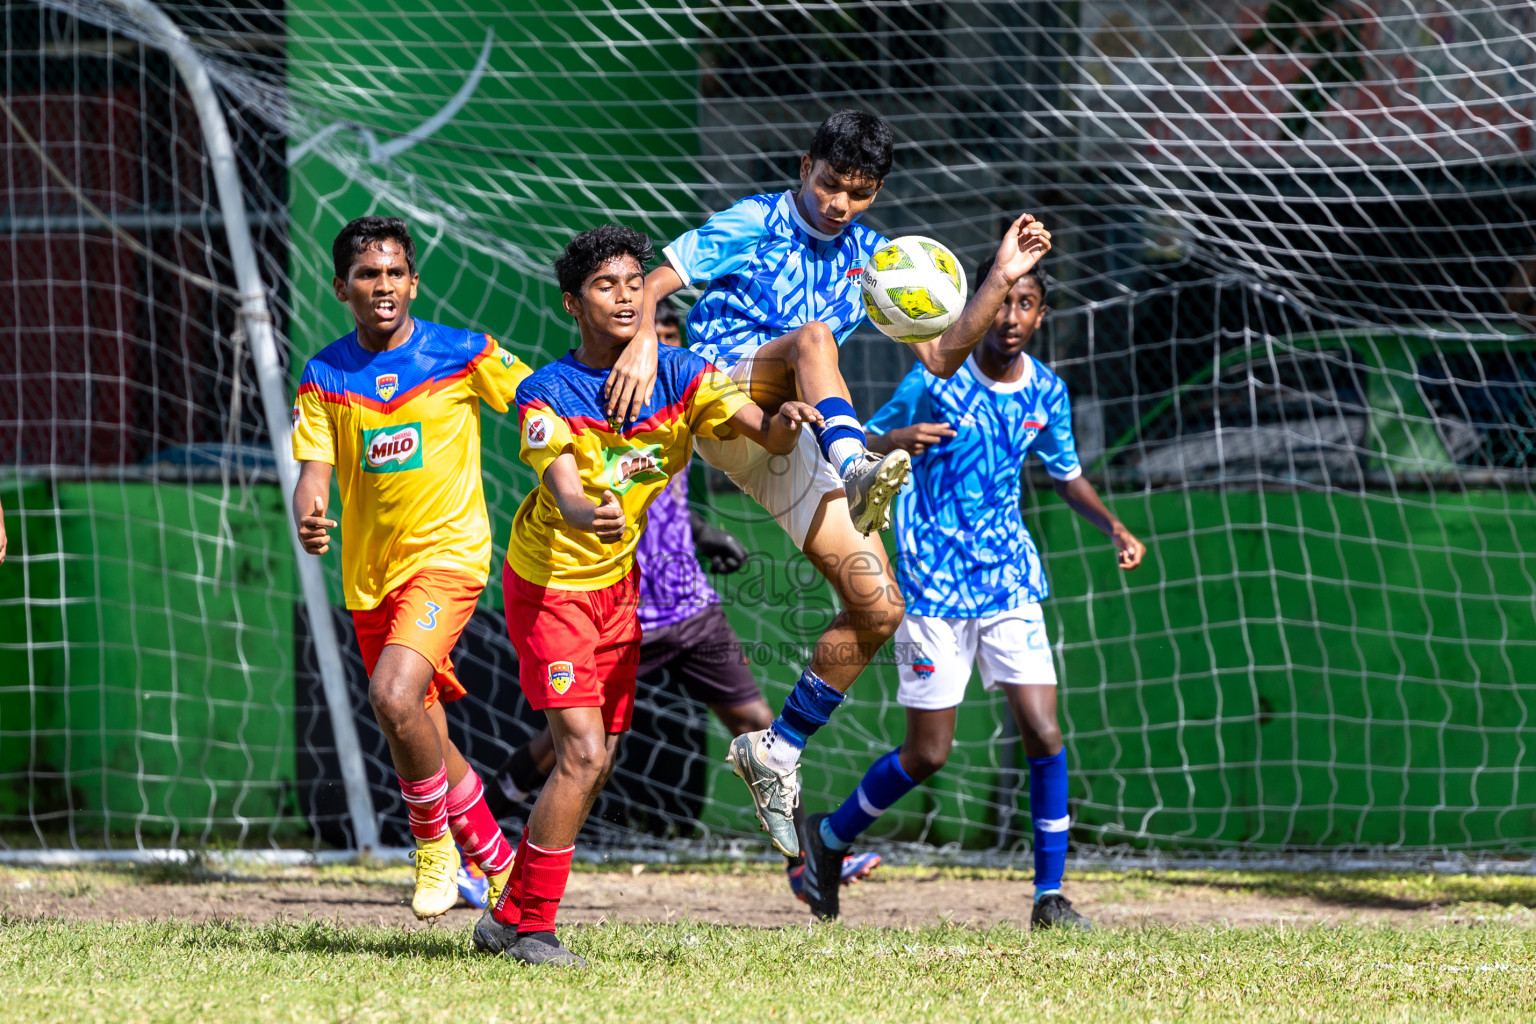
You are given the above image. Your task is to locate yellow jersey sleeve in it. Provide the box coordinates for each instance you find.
[518,399,575,484]
[688,364,752,441]
[466,336,532,413]
[291,377,337,464]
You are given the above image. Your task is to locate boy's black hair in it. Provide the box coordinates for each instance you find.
[654,298,680,326]
[975,254,1049,306]
[555,224,654,296]
[332,216,416,281]
[807,109,894,182]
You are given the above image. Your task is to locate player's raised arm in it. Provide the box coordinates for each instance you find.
[907,213,1052,379]
[292,460,336,556]
[604,262,683,422]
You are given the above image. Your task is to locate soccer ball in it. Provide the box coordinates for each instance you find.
[860,235,969,343]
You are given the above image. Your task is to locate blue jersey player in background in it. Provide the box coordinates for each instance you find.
[795,259,1147,927]
[595,109,1054,860]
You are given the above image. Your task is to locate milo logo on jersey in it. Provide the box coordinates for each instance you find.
[361,422,424,473]
[601,443,667,495]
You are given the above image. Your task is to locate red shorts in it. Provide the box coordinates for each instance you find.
[503,563,641,734]
[352,568,483,709]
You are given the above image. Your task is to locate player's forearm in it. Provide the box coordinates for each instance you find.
[291,462,332,527]
[726,405,784,454]
[1053,476,1121,539]
[640,264,684,331]
[865,431,897,455]
[543,457,593,527]
[914,268,1015,378]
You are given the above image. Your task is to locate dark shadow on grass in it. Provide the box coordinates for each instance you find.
[1,913,480,961]
[172,917,477,960]
[1140,870,1536,910]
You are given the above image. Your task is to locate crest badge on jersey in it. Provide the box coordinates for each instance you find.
[375,373,399,401]
[845,259,864,280]
[526,414,552,449]
[548,661,575,695]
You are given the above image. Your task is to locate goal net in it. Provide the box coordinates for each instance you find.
[4,0,1534,862]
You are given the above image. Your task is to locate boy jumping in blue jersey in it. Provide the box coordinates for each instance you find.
[796,260,1146,926]
[598,109,1053,857]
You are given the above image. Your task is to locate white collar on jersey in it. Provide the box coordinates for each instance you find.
[783,190,845,242]
[965,350,1034,394]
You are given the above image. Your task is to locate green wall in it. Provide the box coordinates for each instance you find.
[0,479,299,842]
[698,484,1536,852]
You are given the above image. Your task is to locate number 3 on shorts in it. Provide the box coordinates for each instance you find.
[416,600,441,631]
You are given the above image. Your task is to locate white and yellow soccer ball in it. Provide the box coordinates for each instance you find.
[860,235,968,343]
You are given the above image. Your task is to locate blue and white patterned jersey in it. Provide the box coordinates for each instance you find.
[664,191,889,369]
[867,353,1082,618]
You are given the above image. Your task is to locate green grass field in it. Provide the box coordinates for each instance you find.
[3,863,1534,1022]
[4,915,1533,1023]
[3,865,1536,1024]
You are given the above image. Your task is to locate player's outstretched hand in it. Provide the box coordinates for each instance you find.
[992,212,1053,283]
[298,496,336,556]
[0,503,7,565]
[589,490,627,544]
[604,324,659,424]
[886,421,957,457]
[1112,525,1146,571]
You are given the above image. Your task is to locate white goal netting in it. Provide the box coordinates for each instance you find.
[3,0,1534,862]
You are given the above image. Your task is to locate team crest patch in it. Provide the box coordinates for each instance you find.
[526,414,552,449]
[913,655,936,680]
[291,405,301,430]
[548,661,575,695]
[845,260,864,279]
[375,373,399,401]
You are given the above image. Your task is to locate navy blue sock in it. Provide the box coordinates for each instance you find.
[824,747,917,849]
[812,397,866,475]
[767,669,845,757]
[1029,749,1069,896]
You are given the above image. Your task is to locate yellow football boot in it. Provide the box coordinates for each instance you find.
[408,831,460,919]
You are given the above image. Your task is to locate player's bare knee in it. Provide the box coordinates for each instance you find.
[792,320,838,365]
[904,738,951,781]
[367,678,420,738]
[1019,714,1063,758]
[555,732,608,784]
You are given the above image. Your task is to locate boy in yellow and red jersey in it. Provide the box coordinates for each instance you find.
[290,216,530,921]
[471,225,820,968]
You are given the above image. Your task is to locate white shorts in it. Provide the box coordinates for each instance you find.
[692,352,843,551]
[894,603,1058,710]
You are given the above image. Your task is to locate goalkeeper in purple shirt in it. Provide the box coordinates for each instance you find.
[486,302,880,900]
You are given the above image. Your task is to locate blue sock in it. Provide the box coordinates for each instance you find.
[824,748,917,849]
[768,669,844,752]
[1029,749,1070,895]
[812,397,867,475]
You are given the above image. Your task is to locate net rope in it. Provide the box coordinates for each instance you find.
[3,0,1534,860]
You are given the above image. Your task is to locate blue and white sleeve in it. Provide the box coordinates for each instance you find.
[1029,378,1083,481]
[663,197,769,285]
[864,364,928,436]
